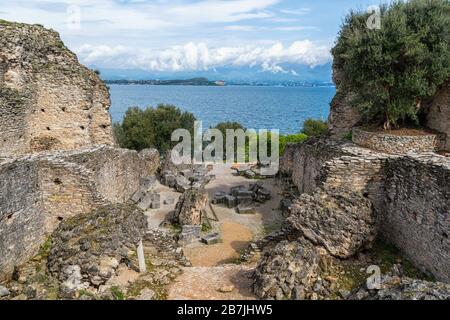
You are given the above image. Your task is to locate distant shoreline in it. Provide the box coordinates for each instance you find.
[104,78,224,86]
[104,79,335,88]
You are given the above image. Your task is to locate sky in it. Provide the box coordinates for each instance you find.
[0,0,389,78]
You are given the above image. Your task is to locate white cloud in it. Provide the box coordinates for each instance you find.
[279,8,311,16]
[75,40,332,72]
[0,0,280,33]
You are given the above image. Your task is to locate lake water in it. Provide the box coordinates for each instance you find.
[109,85,335,134]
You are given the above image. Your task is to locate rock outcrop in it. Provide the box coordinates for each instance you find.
[172,188,208,225]
[253,239,322,300]
[286,189,376,259]
[48,204,147,294]
[0,21,114,157]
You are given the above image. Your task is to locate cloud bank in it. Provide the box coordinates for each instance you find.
[76,40,332,73]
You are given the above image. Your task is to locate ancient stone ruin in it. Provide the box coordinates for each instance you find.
[0,21,114,157]
[0,22,172,300]
[249,36,450,300]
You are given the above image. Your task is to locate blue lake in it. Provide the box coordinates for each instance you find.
[109,85,335,135]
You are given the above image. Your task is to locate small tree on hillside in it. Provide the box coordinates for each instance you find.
[333,0,450,129]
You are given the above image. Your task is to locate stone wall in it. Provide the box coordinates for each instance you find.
[352,128,444,154]
[381,154,450,282]
[280,139,346,194]
[0,21,114,157]
[0,158,43,280]
[427,81,450,151]
[280,139,449,282]
[0,146,159,280]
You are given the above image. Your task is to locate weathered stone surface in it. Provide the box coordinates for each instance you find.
[426,80,450,152]
[0,21,114,157]
[285,189,376,259]
[348,275,450,300]
[0,146,159,280]
[179,225,202,245]
[47,204,147,290]
[201,233,221,245]
[278,138,450,283]
[172,188,208,225]
[135,288,156,300]
[253,239,322,300]
[0,285,10,297]
[380,154,450,283]
[328,89,361,140]
[352,127,444,154]
[237,205,256,215]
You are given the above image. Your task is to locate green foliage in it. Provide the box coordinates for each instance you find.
[38,236,53,259]
[279,133,308,155]
[201,223,212,233]
[110,286,125,300]
[301,118,328,137]
[213,121,246,136]
[333,0,450,129]
[113,104,196,152]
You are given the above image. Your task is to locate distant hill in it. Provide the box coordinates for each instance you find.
[104,77,223,86]
[95,62,333,85]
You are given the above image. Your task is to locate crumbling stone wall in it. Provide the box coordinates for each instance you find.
[280,139,449,282]
[0,146,159,280]
[0,21,114,157]
[281,139,346,194]
[381,154,450,283]
[0,157,43,280]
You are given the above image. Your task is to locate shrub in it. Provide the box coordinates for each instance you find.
[333,0,450,129]
[213,121,246,136]
[279,133,308,155]
[301,118,328,137]
[113,104,196,152]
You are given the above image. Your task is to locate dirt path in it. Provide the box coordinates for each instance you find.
[183,220,253,266]
[149,164,283,300]
[168,265,256,300]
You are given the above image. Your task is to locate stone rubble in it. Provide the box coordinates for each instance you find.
[253,239,323,300]
[178,225,202,245]
[47,204,148,296]
[171,188,209,226]
[213,182,272,214]
[201,233,222,245]
[348,275,450,300]
[285,188,376,259]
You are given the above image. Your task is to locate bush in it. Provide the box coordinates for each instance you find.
[301,118,328,137]
[213,121,246,136]
[279,133,308,155]
[113,104,196,152]
[333,0,450,129]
